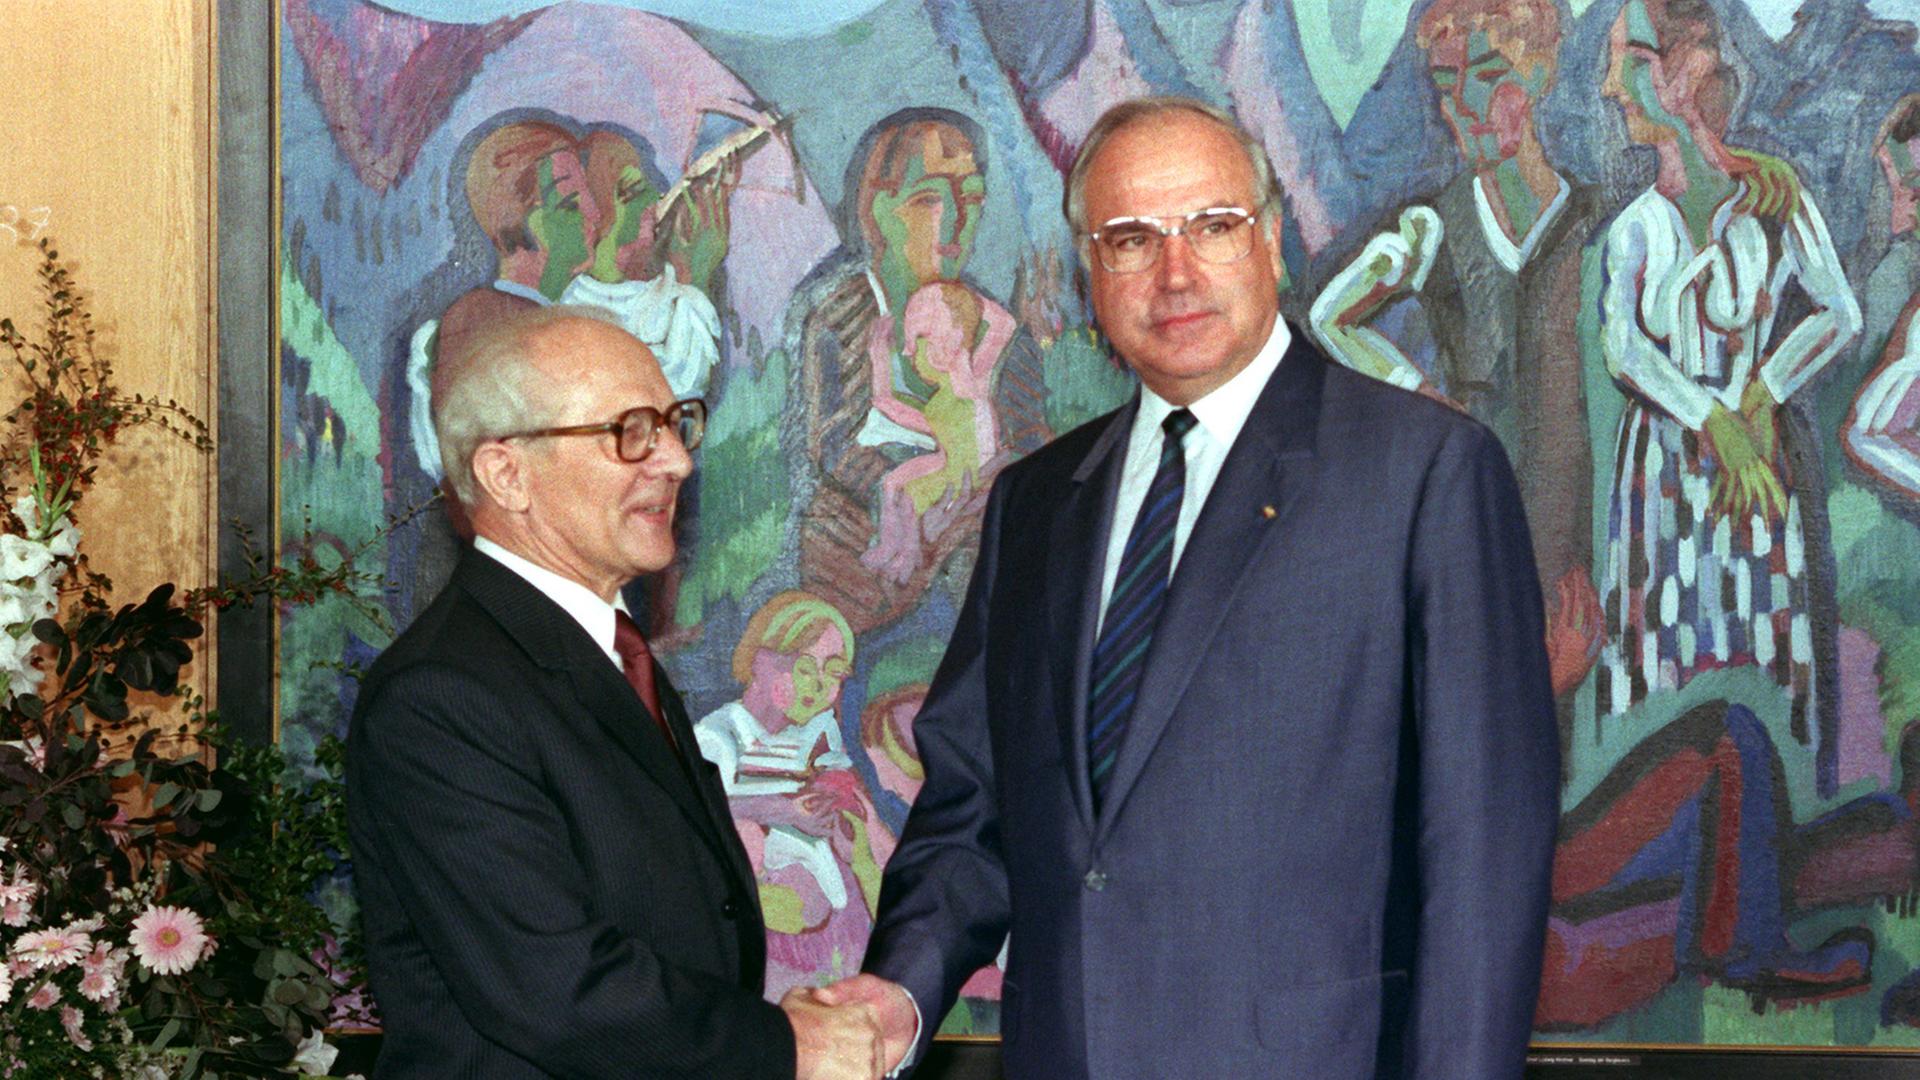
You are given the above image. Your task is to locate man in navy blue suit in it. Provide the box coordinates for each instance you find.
[816,97,1559,1077]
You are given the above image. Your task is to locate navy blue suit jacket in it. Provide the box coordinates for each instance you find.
[347,549,794,1078]
[864,332,1559,1078]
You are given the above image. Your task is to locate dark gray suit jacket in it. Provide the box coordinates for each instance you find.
[347,549,793,1078]
[864,332,1559,1078]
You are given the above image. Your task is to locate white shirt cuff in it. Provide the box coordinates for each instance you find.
[886,987,926,1077]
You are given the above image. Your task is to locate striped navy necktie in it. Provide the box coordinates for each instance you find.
[1088,408,1197,810]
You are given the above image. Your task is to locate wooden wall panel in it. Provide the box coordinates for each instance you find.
[0,0,217,712]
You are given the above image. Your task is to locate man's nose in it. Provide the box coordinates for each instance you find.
[1156,228,1199,287]
[644,426,695,480]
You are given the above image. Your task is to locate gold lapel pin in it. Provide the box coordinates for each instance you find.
[1261,505,1277,519]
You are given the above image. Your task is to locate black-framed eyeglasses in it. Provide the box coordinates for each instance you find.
[1086,206,1263,273]
[503,398,706,463]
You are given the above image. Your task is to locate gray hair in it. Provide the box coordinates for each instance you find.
[1063,96,1281,236]
[432,303,626,505]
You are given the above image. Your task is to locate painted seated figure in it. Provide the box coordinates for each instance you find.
[1536,700,1920,1028]
[693,591,880,996]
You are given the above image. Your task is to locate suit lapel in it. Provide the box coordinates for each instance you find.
[1048,404,1136,837]
[1095,333,1327,835]
[454,550,737,869]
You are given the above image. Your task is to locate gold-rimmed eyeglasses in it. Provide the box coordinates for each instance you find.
[503,398,707,463]
[1086,206,1263,273]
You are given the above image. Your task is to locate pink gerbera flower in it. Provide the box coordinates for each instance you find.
[128,905,209,976]
[0,963,11,1006]
[77,967,116,1003]
[0,872,35,905]
[0,898,28,927]
[25,980,59,1010]
[59,1004,92,1051]
[12,927,89,969]
[80,941,112,974]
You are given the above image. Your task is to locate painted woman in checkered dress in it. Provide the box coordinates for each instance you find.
[1593,0,1860,731]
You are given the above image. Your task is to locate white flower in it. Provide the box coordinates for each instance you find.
[0,534,55,583]
[289,1029,340,1075]
[43,517,79,559]
[0,586,33,629]
[0,960,11,1005]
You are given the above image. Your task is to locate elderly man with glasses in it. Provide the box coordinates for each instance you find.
[814,97,1558,1078]
[348,305,886,1080]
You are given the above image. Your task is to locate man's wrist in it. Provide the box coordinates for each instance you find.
[885,986,925,1078]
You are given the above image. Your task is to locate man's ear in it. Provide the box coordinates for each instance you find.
[471,441,532,513]
[1265,213,1288,291]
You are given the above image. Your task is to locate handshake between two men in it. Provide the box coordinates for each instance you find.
[781,974,918,1080]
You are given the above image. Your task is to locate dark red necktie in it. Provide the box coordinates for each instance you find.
[614,610,680,755]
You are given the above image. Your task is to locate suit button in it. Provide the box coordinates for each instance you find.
[721,897,741,919]
[1084,869,1107,892]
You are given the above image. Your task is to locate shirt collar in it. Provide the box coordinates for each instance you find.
[472,535,628,665]
[1134,316,1291,446]
[492,279,552,307]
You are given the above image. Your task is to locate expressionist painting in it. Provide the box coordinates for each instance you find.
[278,0,1920,1049]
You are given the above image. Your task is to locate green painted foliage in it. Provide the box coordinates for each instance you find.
[1040,327,1133,436]
[676,346,794,627]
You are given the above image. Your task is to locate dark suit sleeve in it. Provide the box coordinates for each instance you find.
[350,662,795,1079]
[862,478,1015,1064]
[1404,422,1558,1078]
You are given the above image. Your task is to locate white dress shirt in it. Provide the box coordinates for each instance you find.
[471,536,629,670]
[1095,317,1291,631]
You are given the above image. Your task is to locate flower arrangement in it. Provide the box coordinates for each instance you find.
[0,239,366,1078]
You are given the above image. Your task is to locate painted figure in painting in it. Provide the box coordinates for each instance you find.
[1308,0,1605,706]
[863,281,1015,582]
[1535,699,1889,1029]
[1846,94,1920,502]
[1593,0,1861,740]
[407,119,595,485]
[693,590,889,999]
[787,109,1043,632]
[555,128,723,403]
[410,115,756,489]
